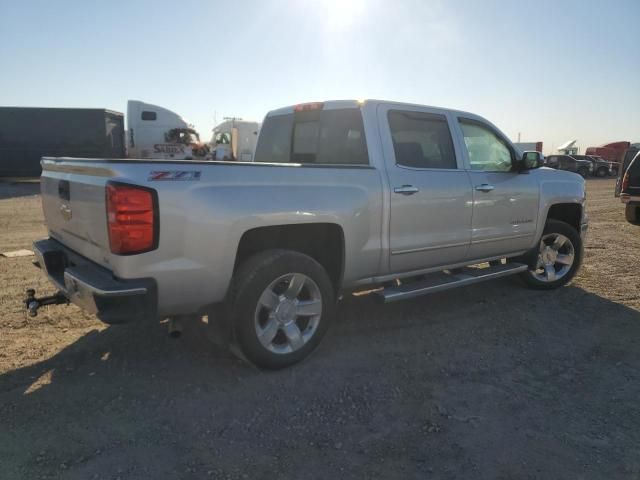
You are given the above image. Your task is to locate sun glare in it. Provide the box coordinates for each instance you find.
[322,0,367,30]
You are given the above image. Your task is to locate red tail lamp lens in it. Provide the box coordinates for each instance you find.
[106,183,157,254]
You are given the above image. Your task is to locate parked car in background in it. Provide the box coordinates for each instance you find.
[588,155,616,175]
[620,151,640,226]
[545,154,593,178]
[616,145,640,197]
[586,141,631,173]
[572,154,612,177]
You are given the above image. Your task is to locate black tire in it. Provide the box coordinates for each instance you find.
[519,219,582,290]
[228,249,335,369]
[596,167,608,178]
[577,167,589,178]
[626,204,640,226]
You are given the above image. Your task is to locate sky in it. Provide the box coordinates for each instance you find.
[0,0,638,154]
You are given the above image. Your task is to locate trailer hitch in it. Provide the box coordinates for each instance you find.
[24,289,69,317]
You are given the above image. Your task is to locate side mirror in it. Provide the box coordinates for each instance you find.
[520,151,543,170]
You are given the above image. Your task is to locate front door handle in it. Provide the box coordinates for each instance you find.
[475,184,495,193]
[394,185,419,195]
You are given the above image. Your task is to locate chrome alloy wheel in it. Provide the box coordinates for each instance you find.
[254,273,323,354]
[531,233,575,282]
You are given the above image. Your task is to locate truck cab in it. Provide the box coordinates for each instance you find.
[126,100,207,160]
[210,119,260,161]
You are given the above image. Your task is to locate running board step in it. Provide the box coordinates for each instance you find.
[378,262,528,303]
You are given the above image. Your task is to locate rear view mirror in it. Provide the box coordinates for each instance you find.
[521,151,543,170]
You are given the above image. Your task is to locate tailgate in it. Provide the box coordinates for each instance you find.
[40,159,114,268]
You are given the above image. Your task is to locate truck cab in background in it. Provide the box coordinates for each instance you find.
[126,100,208,160]
[210,119,260,161]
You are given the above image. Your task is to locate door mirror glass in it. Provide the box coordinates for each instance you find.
[521,151,543,170]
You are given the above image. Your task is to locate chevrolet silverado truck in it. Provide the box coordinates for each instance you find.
[28,100,588,369]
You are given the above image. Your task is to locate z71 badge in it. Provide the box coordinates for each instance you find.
[148,171,202,181]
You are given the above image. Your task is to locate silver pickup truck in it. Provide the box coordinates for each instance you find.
[29,99,587,369]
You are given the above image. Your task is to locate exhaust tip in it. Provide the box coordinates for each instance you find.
[167,318,183,339]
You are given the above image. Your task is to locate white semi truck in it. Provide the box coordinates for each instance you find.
[126,100,209,160]
[210,118,260,161]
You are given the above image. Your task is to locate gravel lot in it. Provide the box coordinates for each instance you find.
[1,178,639,479]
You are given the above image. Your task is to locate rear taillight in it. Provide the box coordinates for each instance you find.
[622,172,630,192]
[106,183,158,255]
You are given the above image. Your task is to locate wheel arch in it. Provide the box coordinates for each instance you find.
[545,203,582,232]
[234,223,345,293]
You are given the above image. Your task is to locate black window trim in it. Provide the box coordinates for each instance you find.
[458,116,517,173]
[388,109,460,172]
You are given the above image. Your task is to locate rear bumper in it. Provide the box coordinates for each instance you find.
[620,193,640,204]
[33,238,157,324]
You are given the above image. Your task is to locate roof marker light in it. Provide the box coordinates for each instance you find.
[294,102,324,112]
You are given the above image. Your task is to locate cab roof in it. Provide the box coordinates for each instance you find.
[265,99,478,119]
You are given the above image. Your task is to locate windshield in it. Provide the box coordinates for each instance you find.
[165,128,199,144]
[214,132,232,145]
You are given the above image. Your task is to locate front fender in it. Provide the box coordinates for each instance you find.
[533,168,586,244]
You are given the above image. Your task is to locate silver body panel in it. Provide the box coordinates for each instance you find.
[38,100,586,317]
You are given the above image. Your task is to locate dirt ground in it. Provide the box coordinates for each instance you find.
[1,178,639,480]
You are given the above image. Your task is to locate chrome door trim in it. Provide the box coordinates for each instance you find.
[391,241,470,255]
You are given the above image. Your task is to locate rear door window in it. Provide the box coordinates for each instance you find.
[387,110,457,169]
[254,108,369,165]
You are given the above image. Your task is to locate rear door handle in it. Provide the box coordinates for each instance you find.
[394,185,419,195]
[475,184,495,193]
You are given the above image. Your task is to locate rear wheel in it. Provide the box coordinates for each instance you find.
[520,220,582,290]
[596,167,608,177]
[626,204,640,226]
[577,167,590,178]
[228,250,335,369]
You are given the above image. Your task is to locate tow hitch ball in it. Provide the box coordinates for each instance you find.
[24,289,68,317]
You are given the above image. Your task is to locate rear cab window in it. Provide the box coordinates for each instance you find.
[254,107,369,165]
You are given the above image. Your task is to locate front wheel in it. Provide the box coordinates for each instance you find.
[577,167,590,178]
[596,167,608,178]
[520,220,582,290]
[228,250,335,369]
